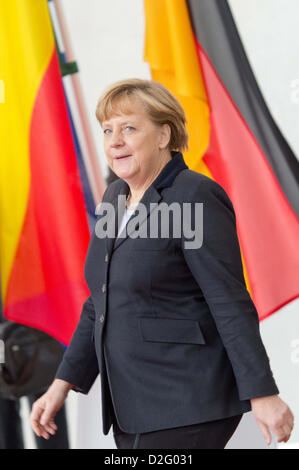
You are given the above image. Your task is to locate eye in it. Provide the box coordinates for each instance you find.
[103,128,112,135]
[124,125,135,131]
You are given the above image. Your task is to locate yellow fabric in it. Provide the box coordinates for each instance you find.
[144,0,211,176]
[143,0,251,293]
[0,0,54,302]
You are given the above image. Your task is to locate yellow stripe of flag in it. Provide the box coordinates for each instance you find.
[143,0,252,294]
[0,0,54,302]
[144,0,211,176]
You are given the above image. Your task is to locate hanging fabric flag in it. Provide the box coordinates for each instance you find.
[0,0,90,345]
[143,0,299,321]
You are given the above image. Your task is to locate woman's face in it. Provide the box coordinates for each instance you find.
[102,98,170,185]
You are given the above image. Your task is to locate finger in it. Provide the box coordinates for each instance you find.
[274,410,294,443]
[281,424,292,443]
[32,421,48,438]
[287,415,294,430]
[40,406,55,426]
[31,421,49,440]
[30,402,44,423]
[42,418,57,432]
[48,419,58,431]
[30,404,45,436]
[31,419,41,437]
[30,401,56,439]
[278,433,290,443]
[258,421,272,446]
[32,405,56,437]
[274,425,288,443]
[286,410,294,429]
[39,429,50,440]
[42,424,56,435]
[39,422,56,439]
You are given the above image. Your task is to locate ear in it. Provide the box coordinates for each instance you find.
[158,123,171,149]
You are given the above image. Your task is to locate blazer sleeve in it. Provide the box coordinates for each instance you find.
[54,295,99,394]
[181,179,279,401]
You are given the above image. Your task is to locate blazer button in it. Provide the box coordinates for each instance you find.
[99,314,105,323]
[105,254,109,262]
[102,283,106,293]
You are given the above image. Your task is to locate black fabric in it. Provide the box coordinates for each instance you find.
[0,293,69,449]
[0,396,23,449]
[152,150,188,190]
[112,411,243,449]
[187,0,299,216]
[0,321,65,399]
[55,152,279,436]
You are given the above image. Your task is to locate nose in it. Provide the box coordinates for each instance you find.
[110,129,125,148]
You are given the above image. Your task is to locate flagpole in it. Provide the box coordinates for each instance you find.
[52,0,106,205]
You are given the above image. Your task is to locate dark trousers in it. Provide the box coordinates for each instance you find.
[112,413,243,449]
[0,393,69,449]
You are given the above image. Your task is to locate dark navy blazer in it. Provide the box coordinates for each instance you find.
[55,151,279,435]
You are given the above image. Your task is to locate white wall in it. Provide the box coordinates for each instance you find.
[22,0,299,449]
[229,0,299,158]
[228,0,299,449]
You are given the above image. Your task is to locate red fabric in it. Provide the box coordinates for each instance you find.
[5,49,90,344]
[195,38,299,320]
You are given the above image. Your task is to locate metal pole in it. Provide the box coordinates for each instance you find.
[52,0,106,205]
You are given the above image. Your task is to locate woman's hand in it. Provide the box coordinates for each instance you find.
[250,395,294,446]
[30,379,73,439]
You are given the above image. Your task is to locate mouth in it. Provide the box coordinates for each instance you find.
[115,154,132,160]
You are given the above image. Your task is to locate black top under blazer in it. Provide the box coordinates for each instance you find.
[55,151,279,435]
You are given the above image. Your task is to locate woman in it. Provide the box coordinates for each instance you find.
[30,78,294,449]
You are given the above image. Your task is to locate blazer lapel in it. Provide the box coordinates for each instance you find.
[113,185,162,251]
[106,151,188,253]
[105,181,129,256]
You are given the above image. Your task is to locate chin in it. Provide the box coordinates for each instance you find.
[113,169,134,180]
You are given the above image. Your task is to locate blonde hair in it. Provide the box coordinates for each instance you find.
[95,78,189,152]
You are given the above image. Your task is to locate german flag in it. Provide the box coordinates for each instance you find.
[144,0,299,321]
[0,0,90,344]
